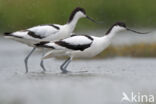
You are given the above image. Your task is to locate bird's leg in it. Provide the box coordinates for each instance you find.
[24,47,36,73]
[64,58,72,69]
[60,57,72,73]
[40,48,46,72]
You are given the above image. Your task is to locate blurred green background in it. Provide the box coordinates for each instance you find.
[0,0,156,32]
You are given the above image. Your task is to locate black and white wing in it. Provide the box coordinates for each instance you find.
[35,35,94,51]
[27,24,60,39]
[4,24,60,40]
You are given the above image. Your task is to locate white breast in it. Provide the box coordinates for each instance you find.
[71,36,111,58]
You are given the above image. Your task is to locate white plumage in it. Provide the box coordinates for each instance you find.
[27,25,59,39]
[4,7,98,73]
[7,24,64,46]
[36,22,148,73]
[39,35,109,58]
[12,25,59,40]
[63,35,93,45]
[42,36,108,59]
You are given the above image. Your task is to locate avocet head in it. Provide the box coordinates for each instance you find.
[106,22,149,35]
[68,7,98,24]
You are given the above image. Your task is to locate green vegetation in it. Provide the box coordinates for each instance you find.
[1,0,156,58]
[0,0,156,32]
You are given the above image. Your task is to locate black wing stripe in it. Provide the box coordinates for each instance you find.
[84,35,93,40]
[49,24,60,30]
[4,32,23,38]
[28,31,45,39]
[71,34,77,37]
[35,41,55,49]
[71,34,93,41]
[4,32,12,35]
[55,41,92,51]
[35,41,49,46]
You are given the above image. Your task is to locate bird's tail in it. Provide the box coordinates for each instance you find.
[3,32,22,39]
[4,32,12,36]
[3,32,13,38]
[35,41,55,49]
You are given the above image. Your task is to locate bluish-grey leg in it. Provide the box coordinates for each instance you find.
[60,57,72,73]
[24,47,36,73]
[40,48,46,72]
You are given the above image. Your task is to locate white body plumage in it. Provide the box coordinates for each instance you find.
[4,7,97,47]
[4,7,99,73]
[6,24,72,46]
[35,22,148,73]
[43,35,111,59]
[71,36,111,58]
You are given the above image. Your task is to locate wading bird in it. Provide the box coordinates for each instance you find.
[4,7,98,73]
[35,22,148,73]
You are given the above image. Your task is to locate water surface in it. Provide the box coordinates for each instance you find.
[0,36,156,104]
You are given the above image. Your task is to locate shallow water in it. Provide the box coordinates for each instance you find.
[0,37,156,104]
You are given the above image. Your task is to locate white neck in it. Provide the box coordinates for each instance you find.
[103,26,122,40]
[103,28,117,40]
[66,16,80,32]
[66,11,85,33]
